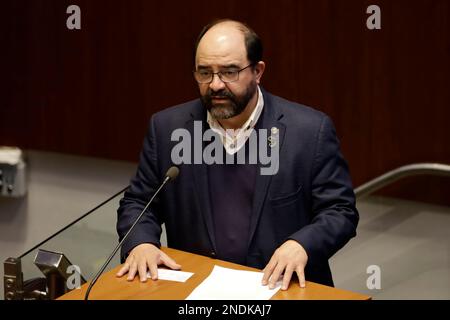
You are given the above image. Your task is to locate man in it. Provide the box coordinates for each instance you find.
[116,19,359,290]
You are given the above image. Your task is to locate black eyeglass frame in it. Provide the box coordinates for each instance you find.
[193,63,255,84]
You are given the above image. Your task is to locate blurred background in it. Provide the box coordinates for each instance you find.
[1,0,449,299]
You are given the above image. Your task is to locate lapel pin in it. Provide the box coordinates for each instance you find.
[268,136,277,148]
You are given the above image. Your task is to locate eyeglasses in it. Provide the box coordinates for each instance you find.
[193,64,254,84]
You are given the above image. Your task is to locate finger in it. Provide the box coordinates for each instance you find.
[160,253,181,270]
[127,261,138,281]
[262,258,277,285]
[269,264,285,289]
[149,261,159,280]
[118,255,134,277]
[138,260,148,282]
[296,267,306,288]
[116,262,130,277]
[281,265,294,291]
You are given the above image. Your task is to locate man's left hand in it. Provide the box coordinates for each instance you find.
[262,240,308,290]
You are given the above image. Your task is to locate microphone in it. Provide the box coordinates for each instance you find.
[84,166,179,300]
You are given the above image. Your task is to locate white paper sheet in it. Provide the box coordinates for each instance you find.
[147,268,194,283]
[186,265,281,300]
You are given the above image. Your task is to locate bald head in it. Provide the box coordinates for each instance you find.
[194,19,263,68]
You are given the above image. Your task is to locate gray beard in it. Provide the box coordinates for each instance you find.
[201,83,257,120]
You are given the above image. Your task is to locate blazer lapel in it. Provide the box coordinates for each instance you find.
[185,107,217,253]
[247,90,286,248]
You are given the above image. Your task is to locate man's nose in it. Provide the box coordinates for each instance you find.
[209,73,226,91]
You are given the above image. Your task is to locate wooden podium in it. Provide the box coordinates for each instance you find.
[59,247,370,300]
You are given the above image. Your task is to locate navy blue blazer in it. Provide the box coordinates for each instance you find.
[117,89,359,287]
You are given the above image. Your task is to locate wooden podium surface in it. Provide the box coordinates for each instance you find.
[59,247,370,300]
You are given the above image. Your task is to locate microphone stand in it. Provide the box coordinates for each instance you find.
[84,173,175,300]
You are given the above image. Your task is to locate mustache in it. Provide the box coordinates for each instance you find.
[205,89,235,99]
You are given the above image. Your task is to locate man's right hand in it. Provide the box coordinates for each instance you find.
[116,243,181,282]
